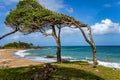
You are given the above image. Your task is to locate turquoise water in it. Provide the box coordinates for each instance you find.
[14,46,120,68]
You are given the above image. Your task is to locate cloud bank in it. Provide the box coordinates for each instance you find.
[91,19,120,35]
[60,19,120,36]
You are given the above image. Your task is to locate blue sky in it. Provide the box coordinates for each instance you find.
[0,0,120,46]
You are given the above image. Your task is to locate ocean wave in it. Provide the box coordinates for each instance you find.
[62,56,76,60]
[14,50,30,58]
[25,56,57,63]
[62,56,79,62]
[88,60,120,69]
[25,56,77,63]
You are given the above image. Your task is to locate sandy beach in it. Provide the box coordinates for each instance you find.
[0,49,43,68]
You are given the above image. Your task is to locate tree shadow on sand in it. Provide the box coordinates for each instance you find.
[51,66,105,80]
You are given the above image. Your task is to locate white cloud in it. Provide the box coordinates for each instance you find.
[104,4,111,7]
[39,0,65,12]
[91,19,120,35]
[28,33,42,39]
[61,19,120,36]
[9,32,43,41]
[61,27,80,35]
[66,8,74,13]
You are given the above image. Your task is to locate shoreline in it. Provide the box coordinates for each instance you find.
[0,49,120,70]
[14,49,120,69]
[0,49,43,68]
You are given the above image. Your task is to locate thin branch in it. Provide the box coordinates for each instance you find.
[69,19,92,45]
[52,25,58,40]
[0,29,18,40]
[57,25,61,39]
[86,25,94,43]
[79,27,91,44]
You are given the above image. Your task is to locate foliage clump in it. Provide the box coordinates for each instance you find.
[5,0,82,34]
[0,41,41,49]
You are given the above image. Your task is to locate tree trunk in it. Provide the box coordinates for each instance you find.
[52,25,62,63]
[72,22,98,67]
[0,29,18,40]
[78,26,98,67]
[56,39,61,63]
[91,43,98,68]
[87,26,98,67]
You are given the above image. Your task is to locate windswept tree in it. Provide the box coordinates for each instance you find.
[0,0,98,67]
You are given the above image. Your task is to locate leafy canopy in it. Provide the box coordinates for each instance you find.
[5,0,83,34]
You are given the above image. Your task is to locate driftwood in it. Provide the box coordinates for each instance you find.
[31,63,56,80]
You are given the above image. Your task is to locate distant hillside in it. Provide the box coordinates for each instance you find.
[0,41,41,49]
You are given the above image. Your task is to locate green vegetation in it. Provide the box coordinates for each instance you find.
[0,41,41,49]
[0,46,2,49]
[0,61,120,80]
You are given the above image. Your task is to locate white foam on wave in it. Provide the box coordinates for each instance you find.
[25,56,76,63]
[24,56,78,63]
[62,56,79,62]
[88,60,120,69]
[26,56,57,63]
[62,56,75,60]
[14,50,30,58]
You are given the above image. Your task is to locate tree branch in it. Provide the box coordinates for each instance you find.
[86,25,94,43]
[52,25,58,40]
[0,29,18,40]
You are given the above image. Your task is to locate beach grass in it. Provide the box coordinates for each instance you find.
[0,61,120,80]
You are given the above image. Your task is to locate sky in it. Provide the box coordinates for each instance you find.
[0,0,120,46]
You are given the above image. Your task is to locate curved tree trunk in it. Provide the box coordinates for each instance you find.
[91,44,97,67]
[52,25,62,63]
[0,29,18,40]
[70,20,98,67]
[78,25,98,67]
[87,26,98,67]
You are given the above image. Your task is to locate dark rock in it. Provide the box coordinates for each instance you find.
[45,55,56,58]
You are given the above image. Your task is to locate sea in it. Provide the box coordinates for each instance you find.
[14,46,120,69]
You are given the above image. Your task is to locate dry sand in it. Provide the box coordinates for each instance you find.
[0,49,43,68]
